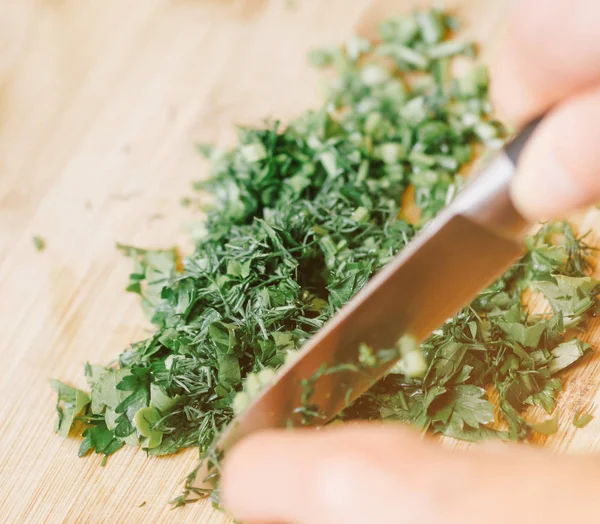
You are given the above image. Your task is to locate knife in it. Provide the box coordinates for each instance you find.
[193,118,541,485]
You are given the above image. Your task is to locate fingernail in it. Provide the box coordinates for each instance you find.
[511,153,587,221]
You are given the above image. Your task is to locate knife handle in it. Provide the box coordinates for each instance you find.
[452,117,543,240]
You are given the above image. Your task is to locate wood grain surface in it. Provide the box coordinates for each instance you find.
[1,1,599,522]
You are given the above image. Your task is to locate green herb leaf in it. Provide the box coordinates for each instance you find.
[133,407,164,450]
[33,235,46,252]
[51,380,91,437]
[531,415,559,436]
[548,339,591,374]
[573,409,594,429]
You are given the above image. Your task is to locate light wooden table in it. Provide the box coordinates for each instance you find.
[1,1,600,522]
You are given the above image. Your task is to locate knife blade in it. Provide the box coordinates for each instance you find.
[193,118,541,484]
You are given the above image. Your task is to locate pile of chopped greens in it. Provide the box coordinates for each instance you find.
[53,6,599,500]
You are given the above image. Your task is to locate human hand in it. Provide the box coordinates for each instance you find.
[495,0,600,219]
[220,2,600,523]
[221,424,600,524]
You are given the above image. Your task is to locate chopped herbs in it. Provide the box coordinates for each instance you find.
[52,6,599,503]
[51,380,90,437]
[530,415,559,436]
[347,222,599,442]
[395,334,427,378]
[573,409,594,429]
[33,235,46,252]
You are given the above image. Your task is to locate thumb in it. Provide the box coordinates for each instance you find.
[511,84,600,220]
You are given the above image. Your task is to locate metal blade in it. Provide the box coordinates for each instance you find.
[190,118,544,487]
[208,208,523,456]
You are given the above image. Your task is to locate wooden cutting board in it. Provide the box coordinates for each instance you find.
[1,1,599,522]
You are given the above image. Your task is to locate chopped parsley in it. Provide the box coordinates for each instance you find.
[573,409,595,429]
[33,235,46,252]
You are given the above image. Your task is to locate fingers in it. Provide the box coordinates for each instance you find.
[491,0,600,219]
[220,423,446,524]
[511,83,600,220]
[491,0,600,126]
[221,423,600,524]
